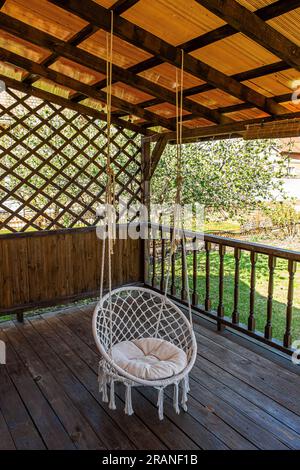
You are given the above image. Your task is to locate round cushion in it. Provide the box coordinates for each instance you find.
[111,337,188,381]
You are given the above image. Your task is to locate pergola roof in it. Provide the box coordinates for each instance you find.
[1,0,300,138]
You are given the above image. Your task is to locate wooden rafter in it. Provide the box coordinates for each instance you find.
[111,0,140,16]
[49,0,286,116]
[146,112,300,144]
[144,135,168,181]
[0,74,152,135]
[0,47,175,130]
[197,0,300,72]
[166,63,293,126]
[23,23,98,87]
[0,13,228,126]
[98,0,300,91]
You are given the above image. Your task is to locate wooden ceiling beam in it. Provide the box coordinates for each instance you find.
[196,0,300,72]
[22,24,98,87]
[0,74,153,135]
[111,0,140,16]
[49,0,286,116]
[0,47,175,130]
[110,0,300,94]
[144,135,168,180]
[139,60,290,124]
[145,111,300,144]
[0,13,225,126]
[115,0,300,78]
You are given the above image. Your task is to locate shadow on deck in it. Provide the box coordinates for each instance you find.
[1,303,300,450]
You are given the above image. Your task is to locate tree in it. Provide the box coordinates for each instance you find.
[151,138,290,221]
[262,201,300,238]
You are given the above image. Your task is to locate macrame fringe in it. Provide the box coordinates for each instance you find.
[157,387,164,421]
[109,379,116,410]
[181,374,189,412]
[173,382,180,414]
[98,362,109,402]
[125,384,134,416]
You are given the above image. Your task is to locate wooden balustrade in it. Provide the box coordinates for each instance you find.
[146,224,300,355]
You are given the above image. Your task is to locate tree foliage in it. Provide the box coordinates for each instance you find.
[151,138,289,220]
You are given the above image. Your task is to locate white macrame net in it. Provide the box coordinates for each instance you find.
[93,286,197,420]
[96,287,193,357]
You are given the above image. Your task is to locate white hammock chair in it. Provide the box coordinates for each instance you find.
[93,286,197,419]
[92,15,197,419]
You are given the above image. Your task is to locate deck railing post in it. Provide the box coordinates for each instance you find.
[248,251,258,332]
[205,241,211,312]
[264,255,276,340]
[170,228,177,296]
[192,237,199,305]
[283,260,297,348]
[151,239,156,288]
[217,244,226,332]
[232,247,241,324]
[181,238,187,301]
[160,227,165,292]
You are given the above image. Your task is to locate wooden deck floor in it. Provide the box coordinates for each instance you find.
[1,304,300,450]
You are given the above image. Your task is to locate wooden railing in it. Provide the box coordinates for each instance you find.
[0,226,142,321]
[144,224,300,355]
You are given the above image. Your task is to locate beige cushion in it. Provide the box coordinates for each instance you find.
[111,337,187,380]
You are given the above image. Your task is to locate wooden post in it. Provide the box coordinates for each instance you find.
[283,260,297,348]
[205,241,211,311]
[170,228,177,296]
[217,244,226,332]
[181,238,187,301]
[232,247,241,324]
[264,255,276,340]
[141,138,150,285]
[248,251,258,332]
[192,238,199,305]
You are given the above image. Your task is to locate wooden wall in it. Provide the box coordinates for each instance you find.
[0,227,142,316]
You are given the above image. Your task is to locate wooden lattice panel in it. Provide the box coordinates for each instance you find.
[0,87,142,233]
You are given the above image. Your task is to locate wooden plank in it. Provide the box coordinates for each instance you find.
[50,0,286,116]
[0,13,225,126]
[44,311,198,450]
[144,135,168,181]
[0,329,74,449]
[39,313,168,449]
[191,363,300,449]
[193,321,300,387]
[197,0,300,72]
[160,386,255,450]
[0,48,174,131]
[0,230,142,316]
[63,306,295,449]
[187,375,288,449]
[139,387,228,450]
[194,330,300,416]
[0,356,45,449]
[0,75,149,135]
[112,0,150,16]
[4,325,105,449]
[0,408,15,450]
[195,354,300,435]
[128,1,300,76]
[194,357,300,447]
[17,317,136,450]
[146,110,300,142]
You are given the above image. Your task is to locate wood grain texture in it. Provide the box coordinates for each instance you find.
[0,228,142,315]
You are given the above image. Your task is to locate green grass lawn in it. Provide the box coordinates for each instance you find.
[152,249,300,344]
[204,221,241,233]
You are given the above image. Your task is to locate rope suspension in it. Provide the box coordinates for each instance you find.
[94,36,197,422]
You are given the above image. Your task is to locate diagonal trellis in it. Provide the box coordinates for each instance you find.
[0,87,142,233]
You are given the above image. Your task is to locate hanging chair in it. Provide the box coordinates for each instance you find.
[93,14,197,419]
[93,286,197,419]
